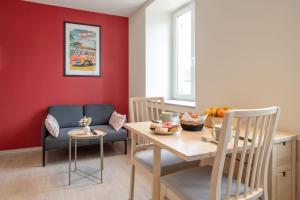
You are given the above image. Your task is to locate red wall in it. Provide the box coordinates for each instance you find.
[0,0,128,150]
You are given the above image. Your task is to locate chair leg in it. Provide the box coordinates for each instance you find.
[129,164,135,200]
[262,182,269,200]
[124,140,127,155]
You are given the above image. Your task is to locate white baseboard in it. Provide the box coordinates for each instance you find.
[0,147,42,155]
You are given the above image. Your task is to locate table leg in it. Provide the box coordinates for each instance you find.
[152,145,161,200]
[69,137,72,185]
[75,139,77,171]
[129,132,136,200]
[100,135,104,183]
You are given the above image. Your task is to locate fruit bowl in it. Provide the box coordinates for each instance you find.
[179,112,207,132]
[180,120,204,131]
[204,116,223,128]
[204,106,231,128]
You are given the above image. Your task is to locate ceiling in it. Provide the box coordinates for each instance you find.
[24,0,149,17]
[147,0,191,12]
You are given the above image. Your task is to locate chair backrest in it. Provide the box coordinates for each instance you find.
[129,97,165,148]
[129,97,165,123]
[210,107,281,200]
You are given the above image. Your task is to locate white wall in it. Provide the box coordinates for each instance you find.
[195,0,300,133]
[145,1,173,99]
[129,1,154,97]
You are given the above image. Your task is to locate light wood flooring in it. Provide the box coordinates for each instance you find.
[0,143,151,200]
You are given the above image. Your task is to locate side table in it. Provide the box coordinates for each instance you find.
[68,129,106,185]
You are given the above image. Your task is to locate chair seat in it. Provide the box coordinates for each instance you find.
[161,166,245,200]
[134,149,199,175]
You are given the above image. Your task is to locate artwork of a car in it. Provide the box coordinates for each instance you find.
[70,48,96,66]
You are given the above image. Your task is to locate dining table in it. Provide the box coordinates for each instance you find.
[124,121,297,200]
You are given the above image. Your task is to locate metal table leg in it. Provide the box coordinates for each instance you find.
[75,139,77,171]
[69,137,72,185]
[100,135,104,183]
[68,133,105,185]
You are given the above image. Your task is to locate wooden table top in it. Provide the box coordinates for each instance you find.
[68,129,106,139]
[124,121,298,161]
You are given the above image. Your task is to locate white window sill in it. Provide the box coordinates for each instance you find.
[165,100,196,108]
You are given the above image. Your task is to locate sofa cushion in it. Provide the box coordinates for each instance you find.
[91,125,127,141]
[109,111,126,131]
[45,127,75,150]
[45,114,59,137]
[48,105,83,128]
[44,125,127,150]
[84,104,114,125]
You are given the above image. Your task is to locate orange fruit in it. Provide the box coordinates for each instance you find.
[223,106,231,110]
[211,107,218,117]
[204,108,211,115]
[216,109,226,118]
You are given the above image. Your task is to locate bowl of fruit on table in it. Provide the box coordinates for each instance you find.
[179,112,207,131]
[204,106,231,128]
[150,121,181,135]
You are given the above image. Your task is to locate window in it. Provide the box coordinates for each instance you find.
[173,3,195,101]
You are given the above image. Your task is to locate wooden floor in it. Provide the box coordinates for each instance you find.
[0,143,151,200]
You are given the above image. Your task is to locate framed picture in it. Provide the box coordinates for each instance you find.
[64,22,101,77]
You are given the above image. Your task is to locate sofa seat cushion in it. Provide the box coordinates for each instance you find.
[45,125,127,150]
[161,166,245,200]
[90,125,127,142]
[45,127,77,150]
[48,105,83,128]
[135,149,199,175]
[84,104,114,125]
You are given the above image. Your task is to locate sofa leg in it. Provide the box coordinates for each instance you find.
[124,139,127,155]
[42,149,46,167]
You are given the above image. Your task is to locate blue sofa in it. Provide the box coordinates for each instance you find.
[42,104,127,166]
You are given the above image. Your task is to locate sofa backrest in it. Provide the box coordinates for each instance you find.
[84,104,114,125]
[48,105,83,128]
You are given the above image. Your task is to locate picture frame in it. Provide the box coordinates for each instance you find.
[64,22,101,77]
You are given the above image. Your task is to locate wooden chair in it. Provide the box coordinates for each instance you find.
[128,97,200,200]
[129,97,165,123]
[161,107,281,200]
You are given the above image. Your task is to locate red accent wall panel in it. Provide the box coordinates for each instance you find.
[0,0,129,150]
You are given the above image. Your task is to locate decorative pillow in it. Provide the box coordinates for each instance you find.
[45,114,59,137]
[109,111,126,131]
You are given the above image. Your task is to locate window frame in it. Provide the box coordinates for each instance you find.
[172,2,195,102]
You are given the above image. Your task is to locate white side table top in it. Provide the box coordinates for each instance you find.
[68,129,106,140]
